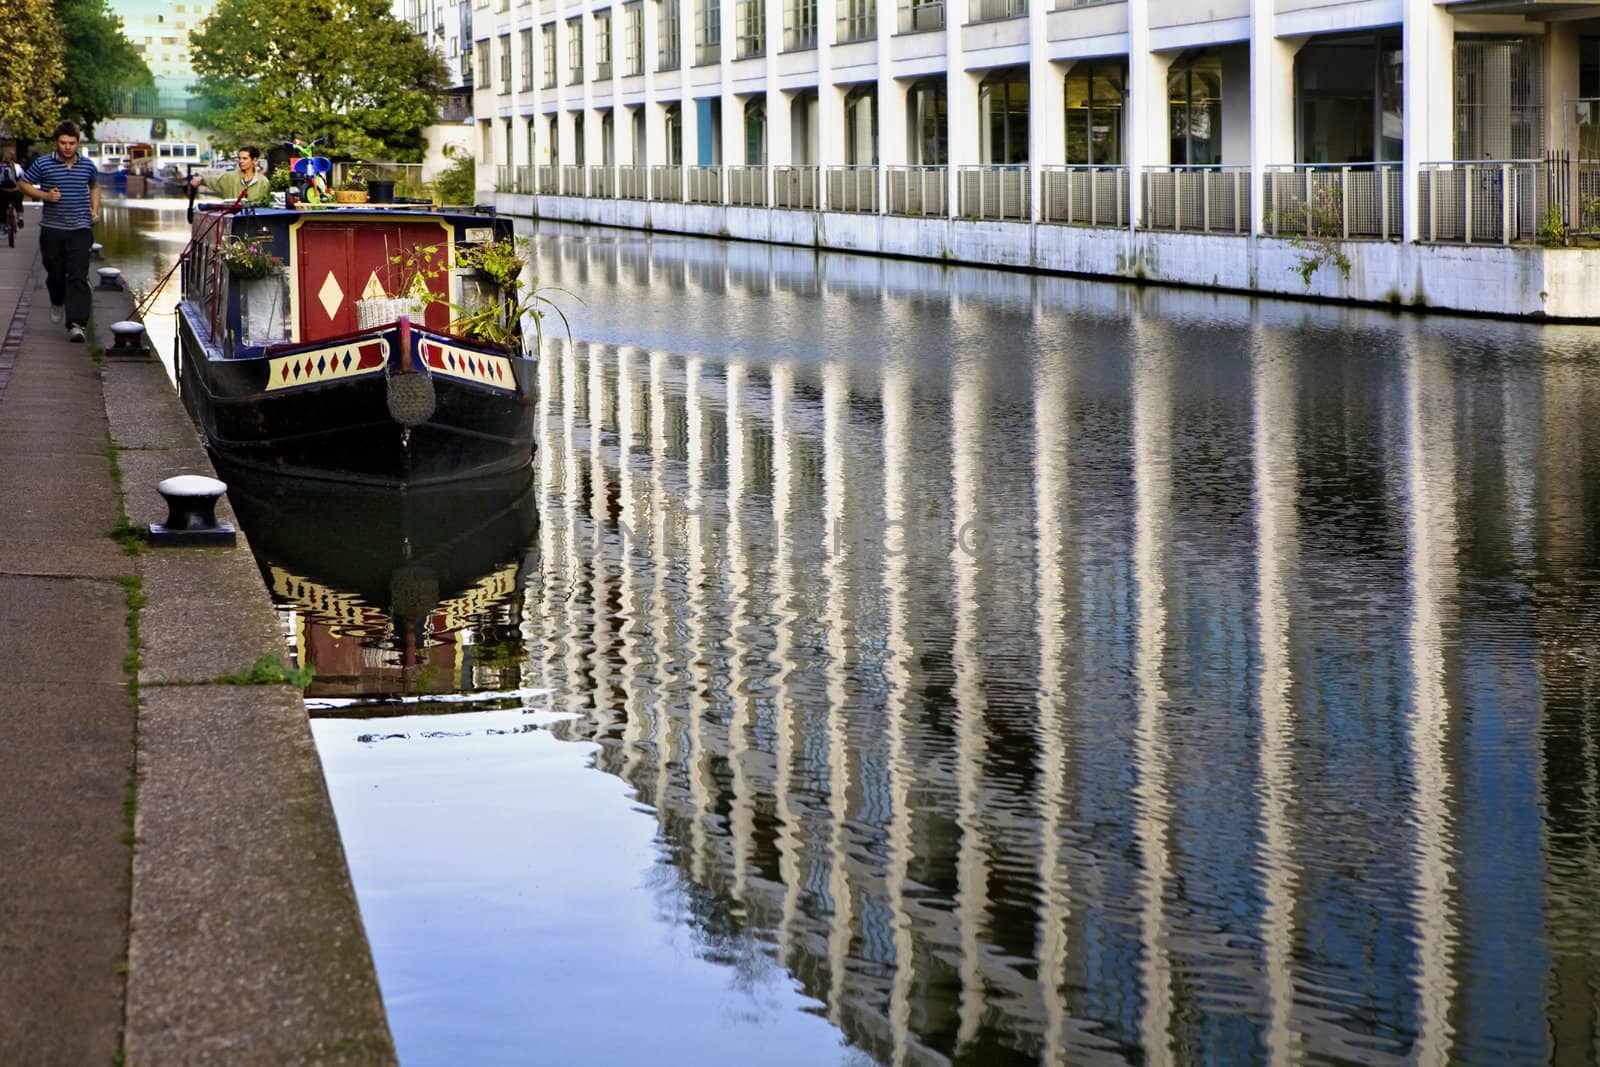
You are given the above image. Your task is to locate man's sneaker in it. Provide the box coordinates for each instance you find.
[67,325,85,343]
[49,305,63,324]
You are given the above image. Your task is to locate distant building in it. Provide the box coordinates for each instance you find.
[102,0,221,160]
[395,0,477,176]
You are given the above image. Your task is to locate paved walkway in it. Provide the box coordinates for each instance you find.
[0,212,395,1065]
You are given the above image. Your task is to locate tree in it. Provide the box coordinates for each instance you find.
[0,0,66,141]
[54,0,155,135]
[191,0,447,163]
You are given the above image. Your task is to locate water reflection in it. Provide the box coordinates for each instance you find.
[507,223,1600,1064]
[107,205,1600,1063]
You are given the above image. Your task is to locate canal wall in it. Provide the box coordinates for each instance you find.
[501,193,1600,321]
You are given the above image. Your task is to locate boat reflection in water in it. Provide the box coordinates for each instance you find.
[219,461,539,702]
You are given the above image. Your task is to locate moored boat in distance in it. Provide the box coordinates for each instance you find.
[176,201,538,488]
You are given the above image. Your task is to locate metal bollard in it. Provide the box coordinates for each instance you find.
[149,475,237,546]
[96,267,123,290]
[109,320,146,353]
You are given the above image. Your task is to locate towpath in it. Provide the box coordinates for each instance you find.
[0,214,395,1065]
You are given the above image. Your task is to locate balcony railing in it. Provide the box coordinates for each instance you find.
[774,165,819,209]
[957,165,1029,221]
[618,164,650,199]
[537,166,558,194]
[969,0,1023,20]
[886,165,948,217]
[898,0,943,31]
[1141,165,1249,234]
[687,165,722,204]
[1417,160,1546,244]
[729,165,768,206]
[1263,164,1401,241]
[1041,165,1128,227]
[514,165,537,194]
[589,165,616,198]
[495,164,513,193]
[560,165,587,196]
[652,164,683,201]
[825,165,878,212]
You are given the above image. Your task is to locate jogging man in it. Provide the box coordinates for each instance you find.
[19,121,101,342]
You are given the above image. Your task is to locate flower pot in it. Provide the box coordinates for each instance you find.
[334,189,368,204]
[356,296,430,329]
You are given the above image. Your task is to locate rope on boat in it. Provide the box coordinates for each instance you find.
[132,184,252,321]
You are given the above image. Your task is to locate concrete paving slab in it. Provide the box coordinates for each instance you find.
[0,678,132,1067]
[139,543,290,685]
[104,360,193,452]
[0,574,128,683]
[127,684,394,1067]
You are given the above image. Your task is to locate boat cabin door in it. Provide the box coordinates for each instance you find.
[294,220,453,342]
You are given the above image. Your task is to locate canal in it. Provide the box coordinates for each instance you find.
[113,199,1600,1065]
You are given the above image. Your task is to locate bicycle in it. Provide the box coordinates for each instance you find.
[2,197,16,247]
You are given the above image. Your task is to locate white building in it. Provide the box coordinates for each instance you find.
[466,0,1600,317]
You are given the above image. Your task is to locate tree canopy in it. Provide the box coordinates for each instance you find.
[0,0,66,141]
[56,0,155,135]
[191,0,447,163]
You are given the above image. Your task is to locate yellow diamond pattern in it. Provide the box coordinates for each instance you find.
[317,271,345,320]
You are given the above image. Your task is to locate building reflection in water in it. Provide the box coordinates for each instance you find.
[513,254,1600,1063]
[237,218,1600,1064]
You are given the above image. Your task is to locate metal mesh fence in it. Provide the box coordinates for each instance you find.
[1264,166,1401,239]
[651,164,683,202]
[687,166,723,204]
[617,165,650,200]
[1041,166,1127,227]
[1141,168,1248,234]
[1418,162,1546,243]
[957,166,1029,221]
[728,166,768,206]
[773,166,819,209]
[886,166,948,217]
[825,166,878,212]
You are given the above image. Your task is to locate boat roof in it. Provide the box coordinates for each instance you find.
[196,204,504,228]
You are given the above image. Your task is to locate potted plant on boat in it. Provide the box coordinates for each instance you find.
[447,236,574,350]
[356,241,443,328]
[334,168,368,204]
[219,234,280,280]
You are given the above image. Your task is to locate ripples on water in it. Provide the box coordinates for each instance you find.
[116,202,1600,1064]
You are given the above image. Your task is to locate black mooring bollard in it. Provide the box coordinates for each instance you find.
[96,267,123,290]
[109,320,146,353]
[149,475,237,546]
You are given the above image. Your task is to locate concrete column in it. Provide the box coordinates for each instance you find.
[1402,0,1454,241]
[680,0,699,191]
[945,0,973,214]
[1030,33,1066,223]
[721,0,739,199]
[876,0,904,210]
[1126,7,1174,233]
[764,0,786,202]
[1249,1,1299,235]
[817,0,842,180]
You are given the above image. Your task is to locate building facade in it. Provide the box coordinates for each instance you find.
[468,0,1600,316]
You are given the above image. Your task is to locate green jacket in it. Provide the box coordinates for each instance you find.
[201,169,272,205]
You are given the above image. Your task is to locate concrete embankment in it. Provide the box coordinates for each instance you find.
[0,217,395,1064]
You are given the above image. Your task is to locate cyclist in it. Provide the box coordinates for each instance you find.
[0,148,22,244]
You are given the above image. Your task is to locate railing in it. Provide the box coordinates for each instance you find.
[687,166,722,204]
[1417,160,1547,244]
[495,164,513,193]
[1264,164,1401,241]
[898,0,943,31]
[618,164,650,200]
[1141,165,1249,234]
[1041,165,1128,227]
[957,165,1029,221]
[825,165,878,212]
[886,165,948,217]
[1575,160,1600,235]
[536,166,558,194]
[514,165,537,194]
[651,164,684,202]
[728,165,768,206]
[774,165,819,209]
[969,0,1023,19]
[560,165,587,196]
[589,165,616,198]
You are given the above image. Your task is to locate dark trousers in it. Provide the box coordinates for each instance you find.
[39,226,93,328]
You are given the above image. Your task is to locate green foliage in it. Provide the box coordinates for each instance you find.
[0,0,65,139]
[54,0,154,134]
[387,242,446,297]
[1537,205,1568,248]
[432,149,475,207]
[1286,186,1353,289]
[455,235,527,285]
[219,655,314,688]
[191,0,447,163]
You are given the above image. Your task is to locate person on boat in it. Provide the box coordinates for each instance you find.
[18,121,100,343]
[189,145,272,205]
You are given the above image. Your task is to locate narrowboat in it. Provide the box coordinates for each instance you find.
[176,202,538,488]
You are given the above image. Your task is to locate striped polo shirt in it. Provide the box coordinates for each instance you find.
[22,152,97,231]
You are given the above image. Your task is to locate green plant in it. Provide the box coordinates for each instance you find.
[384,242,446,300]
[219,655,315,688]
[1536,204,1567,247]
[1287,185,1352,288]
[219,234,279,279]
[455,235,527,285]
[338,167,367,192]
[268,165,292,192]
[432,148,475,206]
[447,279,577,348]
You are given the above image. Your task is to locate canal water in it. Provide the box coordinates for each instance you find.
[114,200,1600,1065]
